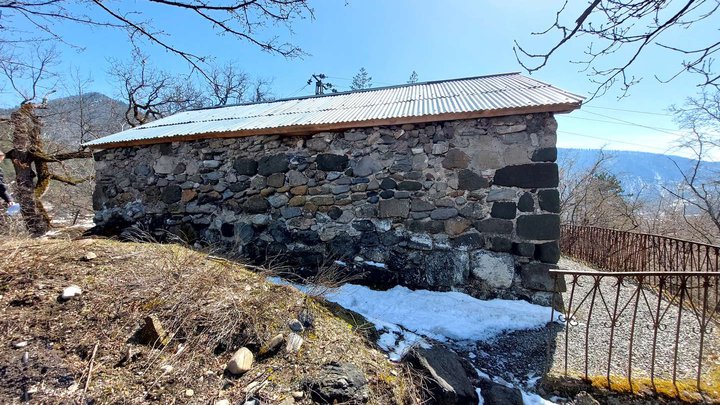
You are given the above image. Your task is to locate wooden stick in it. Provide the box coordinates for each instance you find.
[83,343,99,395]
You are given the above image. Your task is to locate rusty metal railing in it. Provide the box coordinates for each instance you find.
[553,225,720,395]
[560,225,720,274]
[550,270,720,393]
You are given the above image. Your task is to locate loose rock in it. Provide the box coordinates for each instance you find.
[288,319,304,332]
[409,346,478,405]
[259,334,284,357]
[286,333,303,353]
[61,285,82,300]
[135,314,170,347]
[227,347,254,375]
[304,362,369,403]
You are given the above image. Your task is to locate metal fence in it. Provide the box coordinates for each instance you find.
[553,225,720,394]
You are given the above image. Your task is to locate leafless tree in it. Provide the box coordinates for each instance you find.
[0,1,313,78]
[249,78,274,103]
[111,52,275,127]
[110,52,205,127]
[659,95,720,243]
[559,149,642,230]
[206,62,250,106]
[514,1,720,98]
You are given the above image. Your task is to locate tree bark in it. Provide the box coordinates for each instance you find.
[5,103,95,237]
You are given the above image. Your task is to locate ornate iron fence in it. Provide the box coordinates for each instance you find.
[554,225,720,394]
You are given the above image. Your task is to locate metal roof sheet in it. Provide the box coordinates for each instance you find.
[84,72,584,148]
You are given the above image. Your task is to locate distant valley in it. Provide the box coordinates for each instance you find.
[557,148,720,199]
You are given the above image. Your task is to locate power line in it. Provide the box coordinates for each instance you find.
[562,114,678,135]
[558,130,676,153]
[286,83,310,98]
[583,110,679,134]
[583,105,672,116]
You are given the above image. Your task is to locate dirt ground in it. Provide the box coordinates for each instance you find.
[0,236,421,404]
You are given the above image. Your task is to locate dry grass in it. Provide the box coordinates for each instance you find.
[0,236,422,404]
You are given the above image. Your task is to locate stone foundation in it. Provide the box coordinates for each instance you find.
[92,114,564,304]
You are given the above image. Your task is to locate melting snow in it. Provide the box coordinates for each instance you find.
[268,278,557,404]
[321,284,553,343]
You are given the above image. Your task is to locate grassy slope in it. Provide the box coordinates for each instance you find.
[0,238,418,404]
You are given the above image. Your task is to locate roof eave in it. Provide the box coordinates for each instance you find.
[85,102,582,150]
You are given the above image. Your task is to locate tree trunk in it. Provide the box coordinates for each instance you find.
[8,103,51,236]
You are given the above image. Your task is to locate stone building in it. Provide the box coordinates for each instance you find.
[85,73,583,304]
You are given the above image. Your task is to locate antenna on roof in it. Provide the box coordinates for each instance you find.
[307,74,337,95]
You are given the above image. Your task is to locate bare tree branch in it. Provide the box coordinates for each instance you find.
[515,0,719,98]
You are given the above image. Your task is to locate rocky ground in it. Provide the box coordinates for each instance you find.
[0,237,422,404]
[1,233,718,404]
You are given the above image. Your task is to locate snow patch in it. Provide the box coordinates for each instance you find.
[321,284,553,343]
[522,390,557,405]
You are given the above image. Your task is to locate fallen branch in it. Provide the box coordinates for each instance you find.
[83,343,99,397]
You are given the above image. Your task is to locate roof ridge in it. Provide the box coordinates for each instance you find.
[191,72,525,111]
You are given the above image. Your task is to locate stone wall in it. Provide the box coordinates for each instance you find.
[92,113,564,304]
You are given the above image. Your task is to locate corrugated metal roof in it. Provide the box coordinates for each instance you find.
[84,72,584,148]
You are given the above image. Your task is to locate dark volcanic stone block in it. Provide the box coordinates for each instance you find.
[161,185,182,204]
[513,242,535,258]
[493,163,558,188]
[406,220,445,234]
[316,153,349,171]
[380,178,397,190]
[328,206,343,220]
[516,214,560,240]
[441,149,471,169]
[295,230,321,245]
[450,232,484,250]
[538,189,560,213]
[233,158,258,175]
[520,262,565,292]
[474,218,513,234]
[378,199,410,218]
[535,241,560,264]
[257,154,289,176]
[491,202,517,219]
[397,180,422,191]
[531,147,557,162]
[458,169,489,191]
[379,190,395,199]
[487,236,512,253]
[411,199,435,212]
[244,195,270,214]
[517,192,534,212]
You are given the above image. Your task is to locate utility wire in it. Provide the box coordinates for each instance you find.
[583,105,672,116]
[558,130,677,153]
[286,83,310,98]
[562,115,678,135]
[582,110,679,133]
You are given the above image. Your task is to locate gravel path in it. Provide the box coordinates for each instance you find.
[553,258,720,383]
[457,257,720,394]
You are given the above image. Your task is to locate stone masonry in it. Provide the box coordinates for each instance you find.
[92,113,565,304]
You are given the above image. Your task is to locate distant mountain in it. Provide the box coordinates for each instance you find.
[557,148,720,199]
[0,92,127,148]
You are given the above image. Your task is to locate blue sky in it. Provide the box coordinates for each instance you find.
[1,0,715,159]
